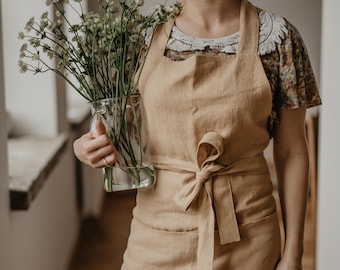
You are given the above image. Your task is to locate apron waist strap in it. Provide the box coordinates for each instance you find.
[154,132,269,269]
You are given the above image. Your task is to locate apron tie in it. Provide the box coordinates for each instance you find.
[173,132,225,209]
[172,132,241,269]
[172,132,268,269]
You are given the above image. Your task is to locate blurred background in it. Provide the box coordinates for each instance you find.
[0,0,339,269]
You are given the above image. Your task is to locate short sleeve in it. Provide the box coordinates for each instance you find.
[277,20,322,109]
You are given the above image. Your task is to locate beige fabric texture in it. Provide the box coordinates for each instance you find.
[122,1,281,269]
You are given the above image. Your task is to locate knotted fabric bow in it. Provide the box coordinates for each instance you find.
[172,132,240,269]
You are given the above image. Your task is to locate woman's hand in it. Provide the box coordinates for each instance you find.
[73,120,118,168]
[276,253,303,270]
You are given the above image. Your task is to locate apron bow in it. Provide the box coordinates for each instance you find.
[173,132,241,269]
[173,132,226,210]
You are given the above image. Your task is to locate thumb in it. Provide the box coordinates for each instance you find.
[91,119,106,137]
[95,120,106,135]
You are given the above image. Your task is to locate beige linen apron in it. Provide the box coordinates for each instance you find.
[122,1,281,269]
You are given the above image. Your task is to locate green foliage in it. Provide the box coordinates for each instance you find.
[18,0,181,101]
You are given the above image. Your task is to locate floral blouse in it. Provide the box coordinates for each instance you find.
[162,10,322,137]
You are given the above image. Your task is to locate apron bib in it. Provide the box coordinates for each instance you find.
[122,1,281,269]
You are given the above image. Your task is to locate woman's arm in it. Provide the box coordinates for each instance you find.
[273,107,309,270]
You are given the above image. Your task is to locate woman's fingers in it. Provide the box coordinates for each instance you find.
[87,143,118,168]
[83,133,112,153]
[73,132,118,168]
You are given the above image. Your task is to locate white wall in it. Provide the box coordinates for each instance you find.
[2,0,58,136]
[317,0,340,268]
[0,0,11,268]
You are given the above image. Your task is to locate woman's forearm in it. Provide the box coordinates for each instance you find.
[273,107,309,265]
[275,150,309,259]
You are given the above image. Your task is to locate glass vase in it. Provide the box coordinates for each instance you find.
[90,95,154,192]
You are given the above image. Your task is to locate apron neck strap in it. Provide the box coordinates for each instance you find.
[238,0,260,55]
[148,18,175,57]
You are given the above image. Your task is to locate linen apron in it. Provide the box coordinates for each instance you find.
[122,1,281,269]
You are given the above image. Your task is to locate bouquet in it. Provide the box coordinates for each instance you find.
[18,0,181,191]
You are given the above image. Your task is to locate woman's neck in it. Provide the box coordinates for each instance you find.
[176,0,242,38]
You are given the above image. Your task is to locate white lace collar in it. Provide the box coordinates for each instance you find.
[166,10,288,56]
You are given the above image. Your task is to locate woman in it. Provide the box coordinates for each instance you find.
[73,0,321,269]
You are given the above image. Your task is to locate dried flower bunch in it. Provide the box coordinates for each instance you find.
[18,0,181,191]
[18,0,181,101]
[19,0,181,191]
